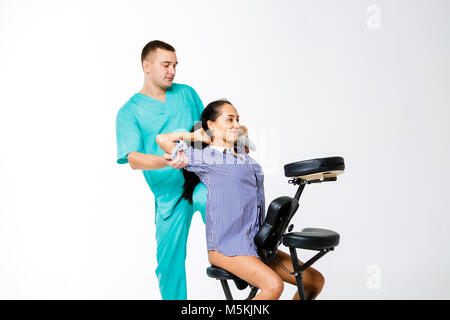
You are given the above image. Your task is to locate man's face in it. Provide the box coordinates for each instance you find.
[143,48,178,89]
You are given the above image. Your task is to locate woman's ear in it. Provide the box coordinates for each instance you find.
[206,120,215,141]
[206,120,215,132]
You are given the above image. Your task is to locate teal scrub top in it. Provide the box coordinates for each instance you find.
[116,83,204,219]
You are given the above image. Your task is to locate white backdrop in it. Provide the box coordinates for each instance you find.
[1,0,449,299]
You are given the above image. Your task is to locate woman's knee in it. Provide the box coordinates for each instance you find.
[261,275,284,298]
[307,268,325,293]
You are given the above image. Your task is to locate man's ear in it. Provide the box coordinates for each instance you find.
[142,59,150,74]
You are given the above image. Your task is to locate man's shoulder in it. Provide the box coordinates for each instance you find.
[125,93,142,107]
[116,95,139,117]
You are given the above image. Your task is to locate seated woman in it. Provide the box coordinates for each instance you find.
[175,123,255,216]
[156,99,325,300]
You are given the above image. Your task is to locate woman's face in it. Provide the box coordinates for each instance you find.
[207,103,240,145]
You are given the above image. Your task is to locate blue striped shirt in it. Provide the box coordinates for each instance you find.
[171,140,265,257]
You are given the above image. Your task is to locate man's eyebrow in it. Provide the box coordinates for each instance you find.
[161,61,178,65]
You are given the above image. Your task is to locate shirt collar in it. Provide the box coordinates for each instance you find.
[209,145,227,154]
[209,145,246,160]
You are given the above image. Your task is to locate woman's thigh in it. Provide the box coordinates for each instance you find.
[208,250,282,290]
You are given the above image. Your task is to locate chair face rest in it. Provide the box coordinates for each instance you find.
[282,227,340,250]
[284,156,345,178]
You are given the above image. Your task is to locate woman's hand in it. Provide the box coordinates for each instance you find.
[163,151,188,169]
[193,128,211,144]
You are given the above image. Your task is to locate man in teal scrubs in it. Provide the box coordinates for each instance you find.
[115,40,207,300]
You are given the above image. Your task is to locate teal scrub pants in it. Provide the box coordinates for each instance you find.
[154,183,206,300]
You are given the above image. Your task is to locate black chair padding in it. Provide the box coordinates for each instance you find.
[206,266,249,290]
[233,279,249,290]
[254,196,298,258]
[282,227,340,250]
[284,157,345,178]
[207,266,240,280]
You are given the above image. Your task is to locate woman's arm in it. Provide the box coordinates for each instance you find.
[156,128,210,154]
[156,132,194,154]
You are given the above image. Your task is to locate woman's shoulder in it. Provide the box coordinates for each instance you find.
[246,154,264,174]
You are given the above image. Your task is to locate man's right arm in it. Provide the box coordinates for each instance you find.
[116,107,188,170]
[127,151,189,170]
[126,152,168,170]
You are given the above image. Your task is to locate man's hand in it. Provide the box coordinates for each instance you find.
[163,151,188,169]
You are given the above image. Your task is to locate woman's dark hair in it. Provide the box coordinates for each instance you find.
[180,125,206,204]
[180,99,233,203]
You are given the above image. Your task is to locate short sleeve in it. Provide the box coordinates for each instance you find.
[116,108,144,164]
[188,86,204,118]
[170,140,210,175]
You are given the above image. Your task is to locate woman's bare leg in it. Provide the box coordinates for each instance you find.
[208,250,284,300]
[269,250,325,300]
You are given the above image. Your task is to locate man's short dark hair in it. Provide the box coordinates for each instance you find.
[141,40,175,64]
